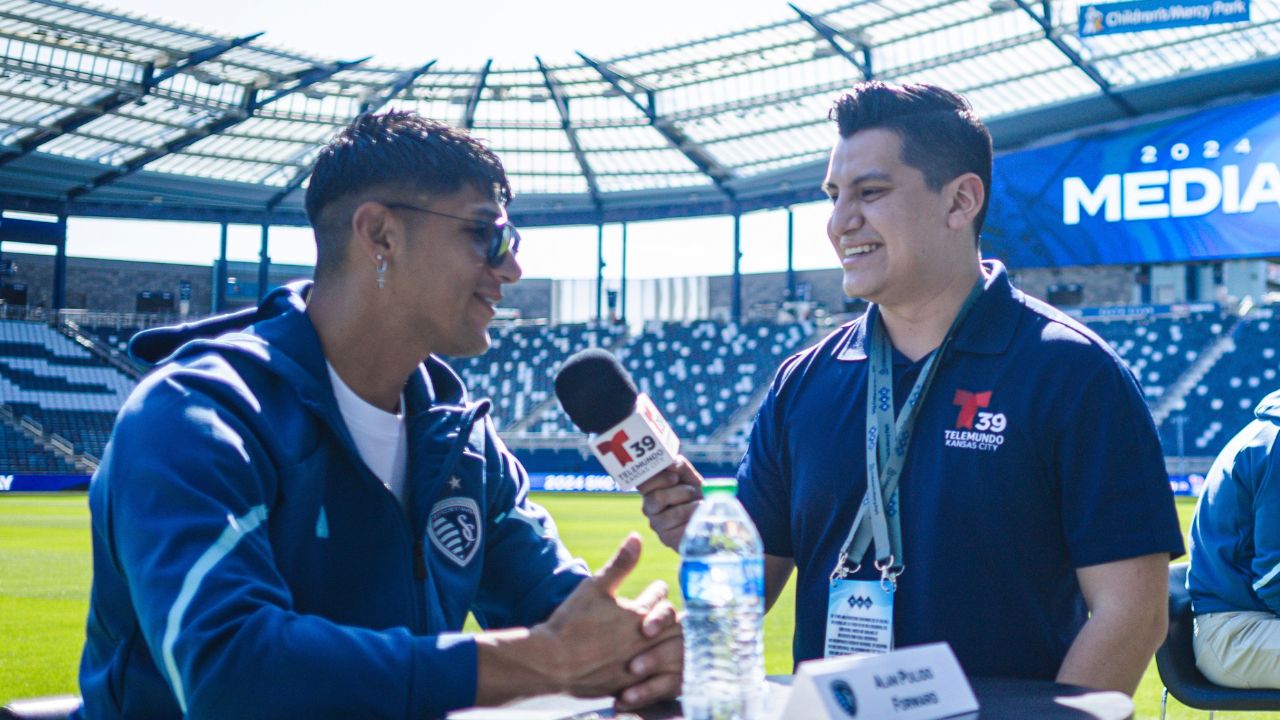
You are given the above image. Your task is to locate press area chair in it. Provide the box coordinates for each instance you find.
[1156,563,1280,719]
[0,695,80,720]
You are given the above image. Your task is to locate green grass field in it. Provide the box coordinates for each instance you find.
[1,492,1277,717]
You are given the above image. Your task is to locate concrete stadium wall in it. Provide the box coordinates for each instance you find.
[1,252,313,316]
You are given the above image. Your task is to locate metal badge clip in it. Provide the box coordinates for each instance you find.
[876,555,900,592]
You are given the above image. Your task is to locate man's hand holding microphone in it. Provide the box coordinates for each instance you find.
[554,349,706,552]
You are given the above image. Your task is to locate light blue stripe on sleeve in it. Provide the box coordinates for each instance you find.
[161,505,269,713]
[1253,560,1280,593]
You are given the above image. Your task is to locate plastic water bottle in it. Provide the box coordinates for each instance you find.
[679,478,766,720]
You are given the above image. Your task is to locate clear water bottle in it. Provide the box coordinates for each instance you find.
[679,478,766,720]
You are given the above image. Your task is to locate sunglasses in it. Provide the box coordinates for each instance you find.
[382,202,521,267]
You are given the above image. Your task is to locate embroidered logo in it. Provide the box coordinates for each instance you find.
[428,497,482,567]
[944,389,1006,453]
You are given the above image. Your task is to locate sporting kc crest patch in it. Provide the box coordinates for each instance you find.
[428,497,482,567]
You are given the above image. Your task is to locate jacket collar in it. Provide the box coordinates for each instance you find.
[835,259,1021,362]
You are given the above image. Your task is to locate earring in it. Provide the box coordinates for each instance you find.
[375,255,387,289]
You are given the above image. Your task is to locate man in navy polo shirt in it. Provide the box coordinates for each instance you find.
[640,82,1184,694]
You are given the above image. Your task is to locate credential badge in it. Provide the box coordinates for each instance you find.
[428,497,482,567]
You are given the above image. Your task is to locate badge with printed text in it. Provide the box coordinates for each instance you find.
[826,578,894,658]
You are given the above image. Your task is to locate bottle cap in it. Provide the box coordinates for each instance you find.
[702,478,738,495]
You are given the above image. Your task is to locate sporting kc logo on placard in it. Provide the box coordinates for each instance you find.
[943,389,1007,453]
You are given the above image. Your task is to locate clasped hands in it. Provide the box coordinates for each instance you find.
[534,533,683,711]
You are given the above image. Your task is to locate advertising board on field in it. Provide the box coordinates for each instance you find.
[0,473,90,492]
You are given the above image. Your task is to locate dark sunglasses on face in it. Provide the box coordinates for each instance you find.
[382,202,521,267]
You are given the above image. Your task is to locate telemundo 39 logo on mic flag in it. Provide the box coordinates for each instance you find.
[587,393,681,491]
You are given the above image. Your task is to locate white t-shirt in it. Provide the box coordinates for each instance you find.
[326,362,408,505]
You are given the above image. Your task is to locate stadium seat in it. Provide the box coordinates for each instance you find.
[1162,315,1280,456]
[0,695,81,720]
[1155,563,1280,719]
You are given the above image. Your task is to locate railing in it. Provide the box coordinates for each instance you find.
[1166,456,1215,476]
[0,405,100,472]
[57,309,188,330]
[0,304,50,322]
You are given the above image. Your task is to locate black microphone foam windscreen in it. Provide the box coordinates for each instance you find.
[555,348,639,435]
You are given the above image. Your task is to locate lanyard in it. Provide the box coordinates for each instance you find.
[831,278,985,589]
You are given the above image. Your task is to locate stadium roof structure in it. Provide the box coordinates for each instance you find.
[0,0,1279,229]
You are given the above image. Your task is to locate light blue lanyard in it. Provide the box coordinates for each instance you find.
[831,278,985,589]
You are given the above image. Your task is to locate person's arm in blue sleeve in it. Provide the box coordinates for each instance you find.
[471,422,684,711]
[472,424,588,627]
[1053,356,1182,694]
[1249,428,1280,615]
[108,379,681,718]
[736,359,799,611]
[104,381,477,720]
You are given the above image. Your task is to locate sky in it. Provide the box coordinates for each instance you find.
[10,0,843,281]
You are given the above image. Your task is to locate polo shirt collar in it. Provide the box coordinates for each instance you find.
[835,258,1020,362]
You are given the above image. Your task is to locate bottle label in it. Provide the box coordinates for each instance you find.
[680,557,765,605]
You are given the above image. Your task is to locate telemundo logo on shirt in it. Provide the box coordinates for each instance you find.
[1079,0,1249,36]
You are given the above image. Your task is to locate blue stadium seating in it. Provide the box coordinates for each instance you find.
[517,320,814,442]
[79,325,151,376]
[448,322,626,430]
[0,320,137,461]
[1161,313,1280,456]
[1083,311,1225,402]
[3,306,1277,475]
[0,422,78,473]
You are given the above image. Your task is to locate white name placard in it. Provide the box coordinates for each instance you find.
[777,642,978,720]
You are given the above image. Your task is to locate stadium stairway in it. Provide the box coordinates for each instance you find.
[1150,314,1245,427]
[0,403,94,473]
[707,323,831,447]
[58,317,148,381]
[0,319,136,462]
[1160,310,1280,456]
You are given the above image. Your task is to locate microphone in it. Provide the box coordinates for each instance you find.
[555,348,681,491]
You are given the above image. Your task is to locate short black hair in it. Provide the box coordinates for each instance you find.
[305,111,513,276]
[830,82,992,238]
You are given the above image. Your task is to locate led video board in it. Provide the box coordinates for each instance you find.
[983,92,1280,268]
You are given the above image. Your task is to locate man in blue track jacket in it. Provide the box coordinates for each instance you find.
[74,111,681,719]
[1189,388,1280,688]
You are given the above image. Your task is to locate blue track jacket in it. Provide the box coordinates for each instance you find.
[75,282,588,719]
[1189,389,1280,617]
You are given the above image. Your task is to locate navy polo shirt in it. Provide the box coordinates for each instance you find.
[738,260,1184,680]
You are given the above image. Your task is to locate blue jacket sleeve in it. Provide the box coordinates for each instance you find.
[101,375,476,719]
[471,420,588,629]
[1248,426,1280,615]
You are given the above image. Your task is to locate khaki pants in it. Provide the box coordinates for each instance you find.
[1194,610,1280,689]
